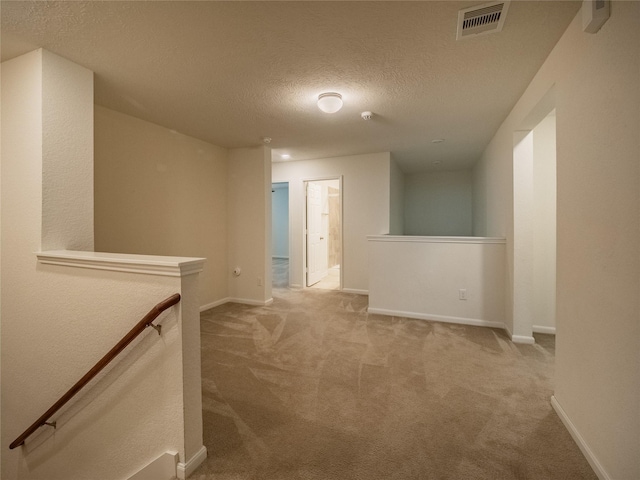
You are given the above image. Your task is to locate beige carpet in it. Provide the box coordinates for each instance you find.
[192,288,596,480]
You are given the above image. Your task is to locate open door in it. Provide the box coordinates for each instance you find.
[306,181,326,286]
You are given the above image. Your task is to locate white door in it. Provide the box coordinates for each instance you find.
[306,182,327,286]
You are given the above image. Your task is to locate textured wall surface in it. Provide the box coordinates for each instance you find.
[227,147,272,304]
[94,106,229,308]
[41,50,94,251]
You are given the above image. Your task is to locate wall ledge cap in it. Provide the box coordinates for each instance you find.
[37,250,206,277]
[367,235,506,244]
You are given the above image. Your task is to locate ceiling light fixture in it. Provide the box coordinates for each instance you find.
[317,92,343,113]
[281,154,291,160]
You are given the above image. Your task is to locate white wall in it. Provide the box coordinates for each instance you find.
[472,3,639,477]
[42,50,94,251]
[368,236,505,328]
[510,112,558,341]
[404,170,473,236]
[532,113,556,332]
[512,130,536,341]
[272,152,392,293]
[94,106,228,308]
[1,50,204,480]
[1,52,44,480]
[227,146,272,304]
[271,183,289,258]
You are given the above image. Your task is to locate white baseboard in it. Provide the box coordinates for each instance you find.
[128,451,178,480]
[532,325,556,335]
[272,256,289,259]
[551,396,609,480]
[200,298,230,312]
[228,297,272,306]
[201,296,273,310]
[511,334,535,344]
[290,283,303,289]
[341,288,369,295]
[368,307,535,345]
[177,445,207,480]
[502,324,536,344]
[367,307,505,330]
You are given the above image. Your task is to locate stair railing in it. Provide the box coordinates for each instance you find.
[9,293,181,449]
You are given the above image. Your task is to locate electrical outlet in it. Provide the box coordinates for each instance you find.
[459,289,467,300]
[257,277,263,286]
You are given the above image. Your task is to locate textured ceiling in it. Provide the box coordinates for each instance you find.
[1,1,580,173]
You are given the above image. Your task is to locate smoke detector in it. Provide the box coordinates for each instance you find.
[456,1,510,40]
[361,111,373,120]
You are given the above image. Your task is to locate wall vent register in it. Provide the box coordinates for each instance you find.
[457,1,510,40]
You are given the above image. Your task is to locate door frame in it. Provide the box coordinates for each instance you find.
[302,176,343,290]
[512,86,556,343]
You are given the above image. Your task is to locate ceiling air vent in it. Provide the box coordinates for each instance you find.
[456,1,510,40]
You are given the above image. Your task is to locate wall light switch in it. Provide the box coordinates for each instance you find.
[459,289,467,300]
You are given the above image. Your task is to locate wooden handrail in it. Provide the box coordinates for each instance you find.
[9,293,181,449]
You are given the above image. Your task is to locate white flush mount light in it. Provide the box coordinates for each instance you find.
[317,92,343,113]
[281,154,291,160]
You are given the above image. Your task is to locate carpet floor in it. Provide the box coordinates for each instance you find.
[192,288,596,480]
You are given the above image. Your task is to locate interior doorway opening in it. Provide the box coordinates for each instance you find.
[305,178,342,290]
[531,110,557,336]
[513,100,557,342]
[271,182,290,288]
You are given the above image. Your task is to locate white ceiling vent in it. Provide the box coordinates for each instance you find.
[456,1,510,40]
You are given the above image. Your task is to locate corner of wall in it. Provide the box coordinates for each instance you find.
[227,146,272,304]
[41,50,94,251]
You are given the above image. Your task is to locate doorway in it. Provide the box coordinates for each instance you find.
[531,111,557,336]
[305,179,341,290]
[271,182,289,288]
[513,103,557,342]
